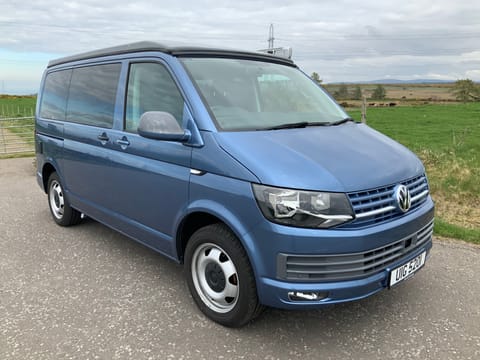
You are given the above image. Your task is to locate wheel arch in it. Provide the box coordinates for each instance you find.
[175,204,259,273]
[41,162,58,193]
[176,211,222,263]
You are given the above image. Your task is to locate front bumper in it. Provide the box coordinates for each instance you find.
[259,240,431,309]
[248,197,434,309]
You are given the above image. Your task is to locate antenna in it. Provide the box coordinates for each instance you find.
[258,24,293,59]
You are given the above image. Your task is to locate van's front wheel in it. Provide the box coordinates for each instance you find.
[47,172,81,226]
[185,224,264,327]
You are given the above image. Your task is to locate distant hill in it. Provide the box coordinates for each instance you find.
[366,79,454,84]
[329,79,454,85]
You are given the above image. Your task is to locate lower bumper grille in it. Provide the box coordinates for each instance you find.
[277,220,433,282]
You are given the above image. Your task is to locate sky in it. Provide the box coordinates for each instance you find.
[1,0,479,94]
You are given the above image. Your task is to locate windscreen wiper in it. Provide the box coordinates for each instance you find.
[260,118,355,131]
[327,117,356,126]
[260,122,310,130]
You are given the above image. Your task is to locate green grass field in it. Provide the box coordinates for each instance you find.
[0,96,37,158]
[349,103,480,243]
[0,95,36,117]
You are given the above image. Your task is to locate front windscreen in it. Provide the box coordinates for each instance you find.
[181,57,348,131]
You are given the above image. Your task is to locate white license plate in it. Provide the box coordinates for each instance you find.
[389,251,426,287]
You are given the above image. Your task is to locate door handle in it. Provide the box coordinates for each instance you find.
[97,132,109,143]
[115,137,130,149]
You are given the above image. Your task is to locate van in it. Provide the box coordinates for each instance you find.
[35,41,434,327]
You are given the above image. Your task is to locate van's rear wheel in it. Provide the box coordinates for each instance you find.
[47,172,81,226]
[185,224,264,327]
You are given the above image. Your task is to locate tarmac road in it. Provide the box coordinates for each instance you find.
[1,157,479,360]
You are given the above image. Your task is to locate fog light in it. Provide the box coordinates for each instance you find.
[288,291,328,301]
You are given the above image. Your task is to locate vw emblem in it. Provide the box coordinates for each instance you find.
[394,185,411,213]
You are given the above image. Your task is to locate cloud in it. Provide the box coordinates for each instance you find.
[0,0,479,92]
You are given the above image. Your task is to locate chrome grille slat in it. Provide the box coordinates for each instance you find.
[343,174,430,228]
[354,197,395,211]
[411,190,429,202]
[355,205,396,219]
[278,220,434,282]
[349,187,394,203]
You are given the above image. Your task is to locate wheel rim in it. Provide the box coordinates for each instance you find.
[49,180,64,220]
[191,243,239,313]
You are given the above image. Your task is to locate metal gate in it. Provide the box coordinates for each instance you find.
[0,116,35,156]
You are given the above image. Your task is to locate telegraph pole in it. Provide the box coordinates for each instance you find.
[268,24,275,50]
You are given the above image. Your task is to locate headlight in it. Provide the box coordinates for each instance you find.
[252,184,354,228]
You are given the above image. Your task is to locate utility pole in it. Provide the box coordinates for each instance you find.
[268,23,275,50]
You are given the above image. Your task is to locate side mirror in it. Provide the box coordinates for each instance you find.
[137,111,191,142]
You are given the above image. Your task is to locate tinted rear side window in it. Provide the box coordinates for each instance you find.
[66,63,121,128]
[39,69,72,120]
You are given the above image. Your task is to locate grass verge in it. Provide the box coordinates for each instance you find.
[0,152,35,159]
[434,218,480,244]
[349,103,480,244]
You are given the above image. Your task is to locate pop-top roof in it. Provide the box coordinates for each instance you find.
[48,41,295,67]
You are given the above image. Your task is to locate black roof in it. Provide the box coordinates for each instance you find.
[48,41,295,67]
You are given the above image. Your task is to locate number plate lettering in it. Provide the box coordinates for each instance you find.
[389,251,426,287]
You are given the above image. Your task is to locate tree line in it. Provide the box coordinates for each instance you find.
[310,73,386,100]
[310,72,480,102]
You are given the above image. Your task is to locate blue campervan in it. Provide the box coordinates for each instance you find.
[35,42,434,327]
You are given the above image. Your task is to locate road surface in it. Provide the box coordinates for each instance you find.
[1,158,479,359]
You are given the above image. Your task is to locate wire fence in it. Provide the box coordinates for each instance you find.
[0,103,35,118]
[0,116,35,155]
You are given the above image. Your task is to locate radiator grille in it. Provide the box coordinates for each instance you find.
[343,174,429,228]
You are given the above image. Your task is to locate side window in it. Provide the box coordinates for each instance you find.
[125,62,184,132]
[39,69,72,120]
[66,63,121,128]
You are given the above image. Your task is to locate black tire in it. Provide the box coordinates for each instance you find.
[185,223,264,327]
[47,172,81,226]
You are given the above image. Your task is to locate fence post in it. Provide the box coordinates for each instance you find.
[0,120,6,153]
[361,95,367,124]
